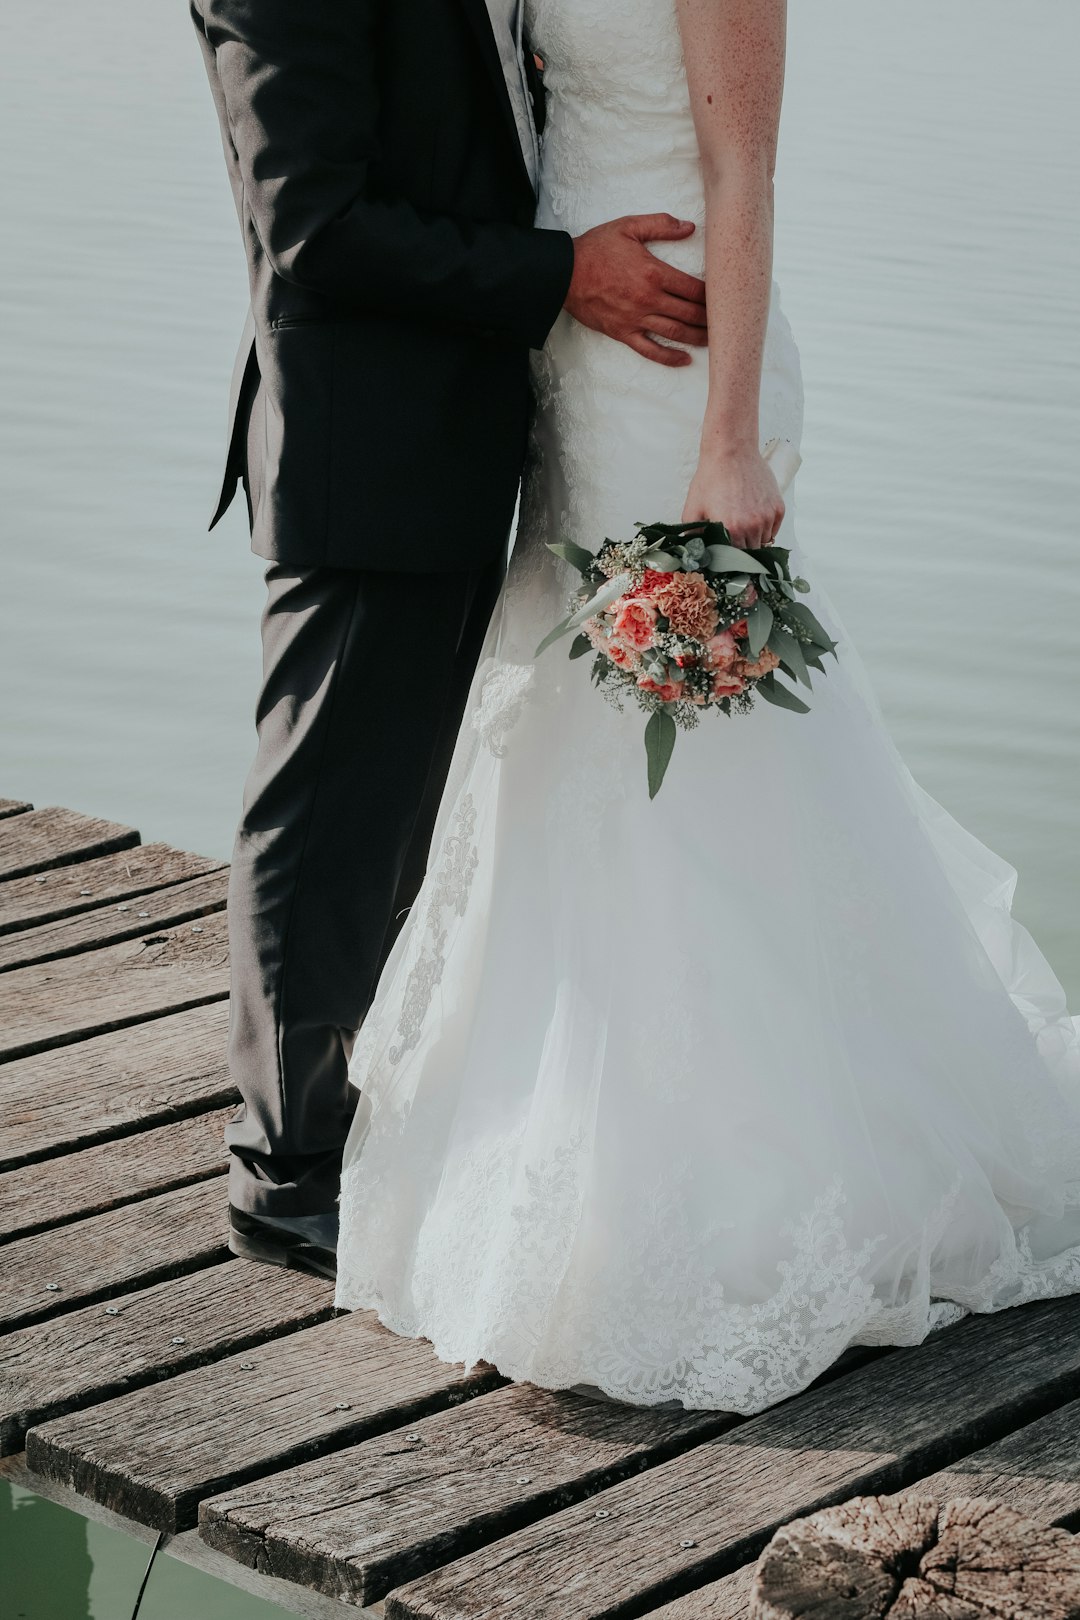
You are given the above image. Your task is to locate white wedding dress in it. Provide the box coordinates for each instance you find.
[335,0,1080,1412]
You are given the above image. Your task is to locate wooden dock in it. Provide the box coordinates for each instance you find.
[2,795,1079,1619]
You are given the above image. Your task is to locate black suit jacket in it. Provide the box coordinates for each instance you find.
[192,0,574,573]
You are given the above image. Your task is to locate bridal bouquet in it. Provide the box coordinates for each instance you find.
[537,517,837,797]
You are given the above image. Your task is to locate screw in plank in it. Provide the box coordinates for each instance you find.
[138,910,150,918]
[191,925,204,933]
[45,1283,61,1292]
[516,1476,532,1486]
[680,1539,697,1549]
[34,875,47,883]
[595,1510,610,1520]
[79,888,92,895]
[117,905,130,913]
[104,1307,122,1317]
[333,1403,352,1411]
[170,1336,186,1346]
[238,1362,255,1370]
[405,1434,421,1442]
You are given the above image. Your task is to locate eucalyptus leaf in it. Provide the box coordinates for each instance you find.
[747,599,774,657]
[565,573,631,630]
[724,575,751,596]
[768,625,813,689]
[785,601,838,653]
[703,544,770,575]
[756,673,811,715]
[794,576,811,593]
[569,633,591,660]
[643,549,680,572]
[547,540,597,576]
[644,707,678,799]
[535,615,575,657]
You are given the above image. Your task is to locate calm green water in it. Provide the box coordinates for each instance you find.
[0,1480,282,1619]
[0,1,1077,999]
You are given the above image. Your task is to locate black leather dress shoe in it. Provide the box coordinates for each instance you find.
[228,1204,337,1280]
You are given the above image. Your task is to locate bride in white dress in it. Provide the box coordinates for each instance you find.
[335,0,1080,1413]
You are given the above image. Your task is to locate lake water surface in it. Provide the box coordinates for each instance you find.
[1,1,1077,998]
[0,5,1078,1609]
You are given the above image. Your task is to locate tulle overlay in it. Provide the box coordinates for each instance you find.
[334,0,1080,1412]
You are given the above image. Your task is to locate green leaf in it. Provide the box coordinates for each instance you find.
[569,633,591,660]
[747,599,774,657]
[703,543,770,576]
[724,574,751,596]
[803,649,826,674]
[768,625,813,688]
[535,614,575,657]
[794,576,811,593]
[547,540,597,576]
[644,708,677,799]
[756,673,811,714]
[642,549,681,572]
[785,601,838,654]
[565,573,631,630]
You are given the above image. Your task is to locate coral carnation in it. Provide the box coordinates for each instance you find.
[736,646,781,680]
[638,675,685,703]
[655,572,718,641]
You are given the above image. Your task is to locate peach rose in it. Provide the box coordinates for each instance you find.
[654,572,718,641]
[604,638,641,672]
[711,670,746,699]
[736,646,780,680]
[612,597,658,650]
[703,631,739,672]
[638,675,685,703]
[729,617,749,641]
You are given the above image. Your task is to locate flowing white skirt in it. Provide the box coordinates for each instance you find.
[335,288,1080,1414]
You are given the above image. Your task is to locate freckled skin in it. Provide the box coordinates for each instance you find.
[676,0,789,547]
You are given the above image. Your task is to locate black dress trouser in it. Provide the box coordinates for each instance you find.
[225,552,504,1216]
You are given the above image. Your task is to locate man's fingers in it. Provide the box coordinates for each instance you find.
[656,293,709,329]
[625,212,697,243]
[645,319,708,348]
[627,333,692,368]
[655,264,708,307]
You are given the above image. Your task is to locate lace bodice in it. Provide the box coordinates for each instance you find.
[527,0,705,253]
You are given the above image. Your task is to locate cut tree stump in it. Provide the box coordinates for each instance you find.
[749,1495,1080,1620]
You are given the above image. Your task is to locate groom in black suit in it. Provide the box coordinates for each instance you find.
[192,0,708,1275]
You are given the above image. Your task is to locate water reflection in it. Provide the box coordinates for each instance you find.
[0,1481,93,1620]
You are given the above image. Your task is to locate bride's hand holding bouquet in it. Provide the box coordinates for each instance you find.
[537,439,834,797]
[682,441,787,549]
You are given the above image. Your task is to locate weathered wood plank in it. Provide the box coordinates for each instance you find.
[387,1296,1080,1620]
[0,842,225,938]
[0,868,229,972]
[1,1260,332,1454]
[0,1107,231,1242]
[0,1000,232,1171]
[645,1563,756,1620]
[200,1384,734,1606]
[1,1176,229,1333]
[0,806,139,880]
[26,1312,504,1532]
[0,800,32,819]
[0,909,229,1062]
[647,1419,1080,1620]
[911,1397,1080,1531]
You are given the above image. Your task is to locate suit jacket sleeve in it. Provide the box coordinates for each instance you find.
[192,0,574,351]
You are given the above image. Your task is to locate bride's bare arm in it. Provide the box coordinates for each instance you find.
[676,0,788,545]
